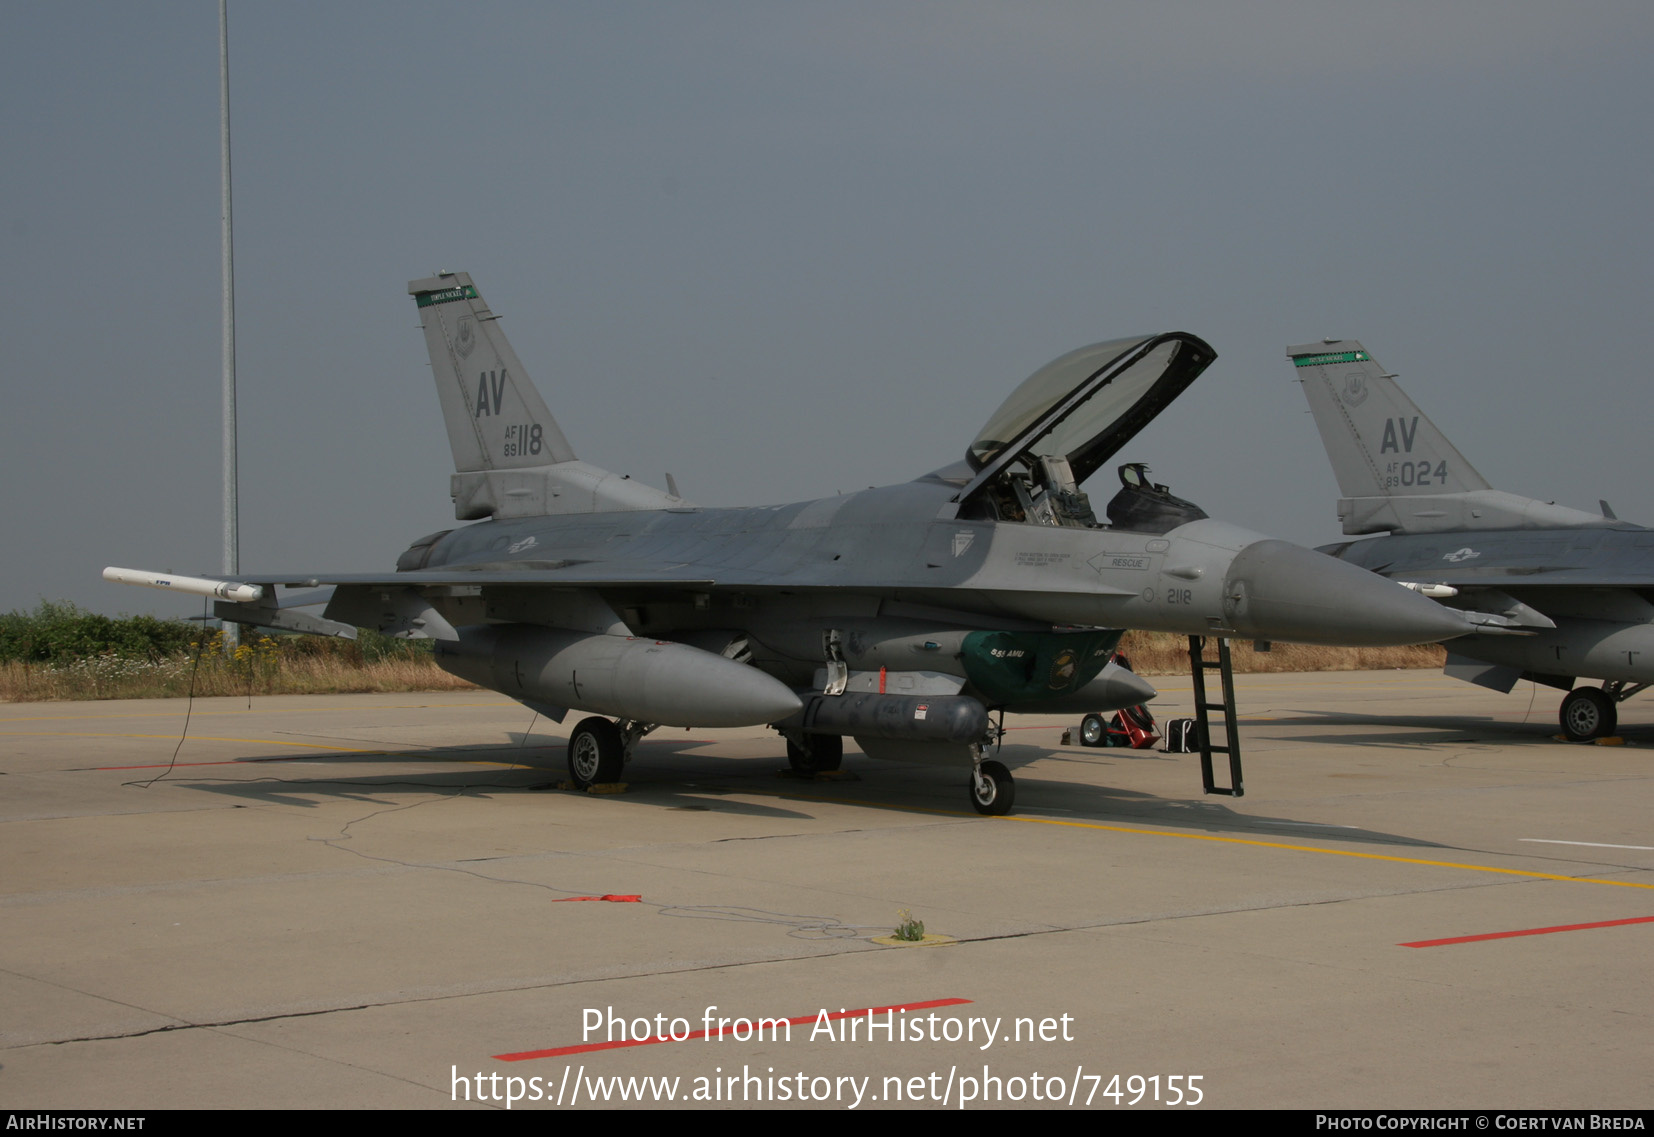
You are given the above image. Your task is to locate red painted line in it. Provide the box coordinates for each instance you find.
[550,895,640,903]
[1401,914,1654,948]
[494,997,972,1062]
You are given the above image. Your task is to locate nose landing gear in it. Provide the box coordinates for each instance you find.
[969,758,1014,816]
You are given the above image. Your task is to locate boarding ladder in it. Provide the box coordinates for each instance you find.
[1187,636,1244,797]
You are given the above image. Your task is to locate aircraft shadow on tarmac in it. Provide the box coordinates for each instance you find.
[178,738,823,820]
[979,741,1449,848]
[175,734,1448,849]
[1263,708,1654,748]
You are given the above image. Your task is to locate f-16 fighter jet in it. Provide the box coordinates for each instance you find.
[1295,339,1652,741]
[104,276,1469,815]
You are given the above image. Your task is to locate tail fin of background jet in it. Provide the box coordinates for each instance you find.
[1291,339,1610,535]
[409,272,681,520]
[1292,340,1489,501]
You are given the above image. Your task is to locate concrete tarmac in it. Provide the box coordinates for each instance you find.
[2,671,1650,1110]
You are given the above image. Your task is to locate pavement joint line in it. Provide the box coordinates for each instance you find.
[3,885,1514,1054]
[494,997,973,1062]
[1,949,943,1052]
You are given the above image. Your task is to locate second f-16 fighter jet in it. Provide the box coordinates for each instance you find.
[1295,339,1653,742]
[106,276,1469,815]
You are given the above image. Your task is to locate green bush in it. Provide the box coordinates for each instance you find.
[0,602,199,665]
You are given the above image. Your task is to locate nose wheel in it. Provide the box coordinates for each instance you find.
[1079,713,1107,747]
[968,759,1015,816]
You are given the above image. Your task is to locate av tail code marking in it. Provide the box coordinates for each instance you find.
[1379,416,1419,453]
[475,369,508,417]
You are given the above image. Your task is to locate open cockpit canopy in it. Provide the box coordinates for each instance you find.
[967,333,1215,481]
[950,332,1216,527]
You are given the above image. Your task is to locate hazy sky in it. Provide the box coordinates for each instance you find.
[5,2,1651,617]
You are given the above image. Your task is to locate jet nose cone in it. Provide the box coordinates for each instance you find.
[1102,662,1158,707]
[1225,540,1471,646]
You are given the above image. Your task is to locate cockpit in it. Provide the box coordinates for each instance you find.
[948,332,1216,535]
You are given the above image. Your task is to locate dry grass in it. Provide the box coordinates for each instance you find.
[0,628,1446,703]
[1114,630,1446,676]
[0,651,475,702]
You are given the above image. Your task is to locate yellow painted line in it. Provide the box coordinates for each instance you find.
[770,789,1654,892]
[1005,815,1654,891]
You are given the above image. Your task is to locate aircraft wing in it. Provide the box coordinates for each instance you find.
[1313,537,1654,635]
[238,567,721,589]
[107,560,1139,644]
[1396,564,1654,589]
[1325,528,1654,591]
[104,564,721,641]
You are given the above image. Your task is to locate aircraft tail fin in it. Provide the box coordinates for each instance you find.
[409,272,681,519]
[410,272,576,472]
[1291,340,1490,501]
[1292,340,1608,535]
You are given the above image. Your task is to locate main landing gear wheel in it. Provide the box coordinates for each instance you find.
[568,716,625,788]
[1560,687,1616,742]
[1079,713,1107,748]
[786,734,844,774]
[969,760,1015,816]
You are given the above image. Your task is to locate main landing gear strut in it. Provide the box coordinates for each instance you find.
[783,732,844,775]
[566,717,656,789]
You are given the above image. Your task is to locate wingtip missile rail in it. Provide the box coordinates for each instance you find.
[101,567,264,604]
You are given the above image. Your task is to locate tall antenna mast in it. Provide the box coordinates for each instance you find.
[220,0,240,650]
